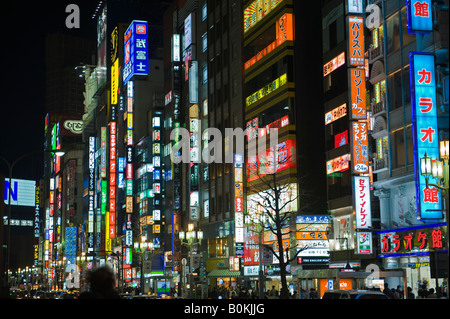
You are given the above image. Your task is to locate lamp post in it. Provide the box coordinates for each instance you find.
[179,223,203,298]
[134,236,151,294]
[420,140,449,294]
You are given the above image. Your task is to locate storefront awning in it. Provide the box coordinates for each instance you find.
[207,269,241,278]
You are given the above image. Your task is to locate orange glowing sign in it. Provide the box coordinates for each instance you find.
[349,68,367,119]
[348,16,365,67]
[351,121,369,174]
[244,13,294,70]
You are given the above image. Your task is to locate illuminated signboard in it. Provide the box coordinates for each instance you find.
[4,178,35,207]
[123,20,149,85]
[334,130,349,148]
[184,14,193,50]
[101,127,107,178]
[109,122,117,238]
[349,68,367,119]
[111,58,119,104]
[347,0,363,13]
[246,73,287,107]
[347,16,365,67]
[243,0,283,33]
[356,232,373,254]
[407,0,433,34]
[377,223,446,257]
[323,52,345,77]
[247,139,296,182]
[410,52,442,219]
[244,13,294,70]
[326,154,350,175]
[172,34,180,62]
[353,176,372,229]
[351,121,369,174]
[325,103,347,125]
[235,153,244,257]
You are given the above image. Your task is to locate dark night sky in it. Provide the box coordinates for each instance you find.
[0,1,97,180]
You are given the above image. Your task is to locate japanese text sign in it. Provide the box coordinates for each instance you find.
[410,52,442,219]
[351,121,369,174]
[349,68,367,119]
[378,225,445,255]
[357,232,373,254]
[353,176,372,229]
[347,16,365,67]
[123,20,148,84]
[407,0,433,34]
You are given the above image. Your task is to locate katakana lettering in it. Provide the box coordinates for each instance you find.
[417,231,427,249]
[392,234,401,252]
[418,68,432,84]
[419,97,433,113]
[420,127,435,143]
[404,233,413,251]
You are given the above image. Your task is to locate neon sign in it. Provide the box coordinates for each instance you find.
[410,52,442,219]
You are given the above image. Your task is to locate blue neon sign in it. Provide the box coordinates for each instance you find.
[407,0,433,34]
[123,20,149,84]
[410,52,442,220]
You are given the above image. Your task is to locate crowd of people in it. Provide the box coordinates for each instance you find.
[382,282,447,299]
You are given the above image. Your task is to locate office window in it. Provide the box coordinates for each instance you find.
[387,66,410,111]
[202,32,207,52]
[203,66,208,84]
[202,3,207,21]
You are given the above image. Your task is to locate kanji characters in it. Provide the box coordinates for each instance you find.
[414,1,430,18]
[423,187,439,203]
[431,229,443,248]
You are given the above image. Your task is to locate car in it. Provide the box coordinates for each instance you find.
[322,289,389,299]
[33,291,49,299]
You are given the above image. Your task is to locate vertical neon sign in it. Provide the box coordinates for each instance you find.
[410,52,442,219]
[407,0,433,34]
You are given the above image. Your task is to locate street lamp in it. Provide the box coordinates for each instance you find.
[179,223,203,298]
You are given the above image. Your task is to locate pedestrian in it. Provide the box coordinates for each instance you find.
[309,288,318,299]
[427,288,437,298]
[391,288,399,299]
[396,285,403,299]
[299,287,307,299]
[269,285,278,299]
[78,266,120,299]
[383,283,394,299]
[406,286,415,299]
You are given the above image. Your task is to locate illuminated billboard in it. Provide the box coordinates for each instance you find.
[353,176,372,229]
[410,52,442,219]
[407,0,433,34]
[4,178,36,207]
[349,68,367,119]
[244,0,283,33]
[123,20,149,84]
[350,121,369,174]
[347,16,364,67]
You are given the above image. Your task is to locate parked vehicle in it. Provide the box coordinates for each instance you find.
[322,289,389,299]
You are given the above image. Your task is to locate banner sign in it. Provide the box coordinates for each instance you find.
[410,52,442,220]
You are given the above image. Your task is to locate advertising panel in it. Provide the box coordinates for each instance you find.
[407,0,433,34]
[325,103,347,125]
[123,20,149,84]
[410,52,442,219]
[353,176,372,229]
[377,223,446,257]
[347,16,364,67]
[323,52,345,77]
[4,178,35,207]
[349,68,367,119]
[356,231,373,254]
[326,154,350,175]
[351,121,369,174]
